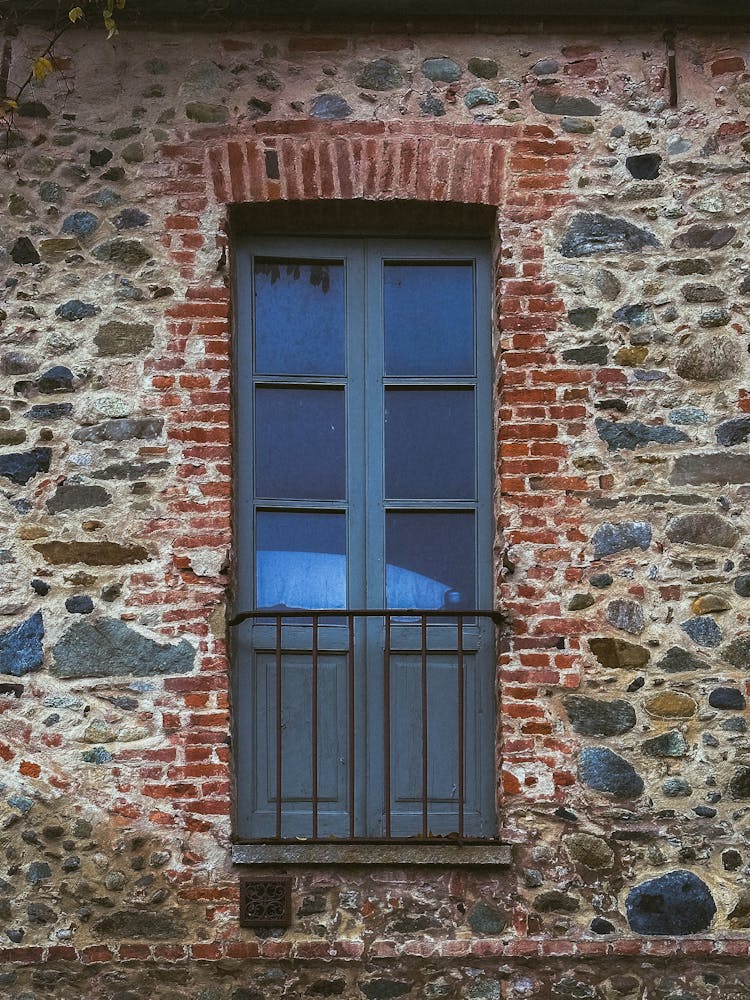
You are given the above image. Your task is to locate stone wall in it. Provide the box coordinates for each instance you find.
[1,17,750,998]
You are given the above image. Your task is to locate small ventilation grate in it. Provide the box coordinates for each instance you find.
[239,875,293,928]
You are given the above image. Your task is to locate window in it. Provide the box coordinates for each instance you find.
[232,236,497,843]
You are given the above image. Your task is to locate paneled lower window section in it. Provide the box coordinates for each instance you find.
[232,237,499,844]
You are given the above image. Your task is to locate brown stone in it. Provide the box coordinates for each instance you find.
[614,345,649,366]
[644,691,697,718]
[532,889,580,913]
[729,889,750,928]
[666,512,739,549]
[568,593,595,611]
[94,321,155,356]
[32,541,150,566]
[676,335,743,382]
[39,238,79,258]
[17,524,49,540]
[563,833,614,869]
[691,593,732,615]
[0,428,27,446]
[589,637,650,669]
[671,453,750,486]
[209,602,226,637]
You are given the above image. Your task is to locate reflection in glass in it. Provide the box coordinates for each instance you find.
[254,258,345,375]
[255,388,346,500]
[385,388,475,500]
[384,263,474,376]
[256,511,347,610]
[386,511,475,609]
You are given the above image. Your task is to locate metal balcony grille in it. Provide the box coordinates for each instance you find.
[230,608,503,844]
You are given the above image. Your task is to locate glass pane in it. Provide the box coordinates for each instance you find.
[386,512,475,609]
[384,263,474,376]
[256,511,346,609]
[254,258,345,375]
[255,388,345,500]
[385,388,475,500]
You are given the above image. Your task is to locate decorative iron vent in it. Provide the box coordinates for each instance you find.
[239,875,293,928]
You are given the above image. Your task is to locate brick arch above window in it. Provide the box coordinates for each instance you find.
[206,121,509,207]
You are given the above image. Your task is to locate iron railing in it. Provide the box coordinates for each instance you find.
[229,608,503,843]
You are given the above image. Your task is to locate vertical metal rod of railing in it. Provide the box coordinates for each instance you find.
[311,613,319,839]
[347,612,355,839]
[384,613,392,839]
[275,616,283,840]
[457,615,465,840]
[421,613,428,839]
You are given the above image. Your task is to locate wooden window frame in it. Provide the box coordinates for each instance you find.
[230,231,507,864]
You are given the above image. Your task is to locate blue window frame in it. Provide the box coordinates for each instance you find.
[233,237,496,842]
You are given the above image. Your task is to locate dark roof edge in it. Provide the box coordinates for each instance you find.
[3,0,750,29]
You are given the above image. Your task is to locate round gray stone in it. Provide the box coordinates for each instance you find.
[467,901,508,934]
[421,57,461,83]
[730,766,750,799]
[626,870,716,935]
[355,59,403,91]
[310,94,352,120]
[641,730,687,757]
[468,57,498,79]
[667,512,739,549]
[464,87,498,109]
[662,776,692,797]
[709,687,746,709]
[61,211,99,237]
[578,747,644,799]
[530,59,560,75]
[676,335,743,382]
[563,695,636,736]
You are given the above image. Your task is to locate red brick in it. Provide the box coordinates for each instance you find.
[564,57,599,76]
[711,55,745,75]
[502,423,558,440]
[540,940,577,956]
[517,173,569,190]
[81,946,115,964]
[260,940,292,958]
[718,120,750,138]
[180,798,230,814]
[115,943,149,960]
[503,703,545,719]
[288,35,348,52]
[47,946,77,961]
[164,215,201,231]
[153,944,187,961]
[224,940,261,958]
[0,946,44,963]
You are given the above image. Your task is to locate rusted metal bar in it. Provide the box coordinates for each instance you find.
[421,613,428,839]
[664,30,678,107]
[457,615,465,839]
[275,615,283,839]
[384,613,392,839]
[238,609,502,844]
[228,608,505,626]
[311,613,319,839]
[348,611,355,839]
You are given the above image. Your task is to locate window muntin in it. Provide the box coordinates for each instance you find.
[234,236,495,841]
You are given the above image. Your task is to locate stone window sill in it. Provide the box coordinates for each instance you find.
[232,842,512,866]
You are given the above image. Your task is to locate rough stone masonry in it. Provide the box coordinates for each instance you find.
[1,10,750,999]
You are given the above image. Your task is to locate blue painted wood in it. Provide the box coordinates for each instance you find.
[233,237,494,841]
